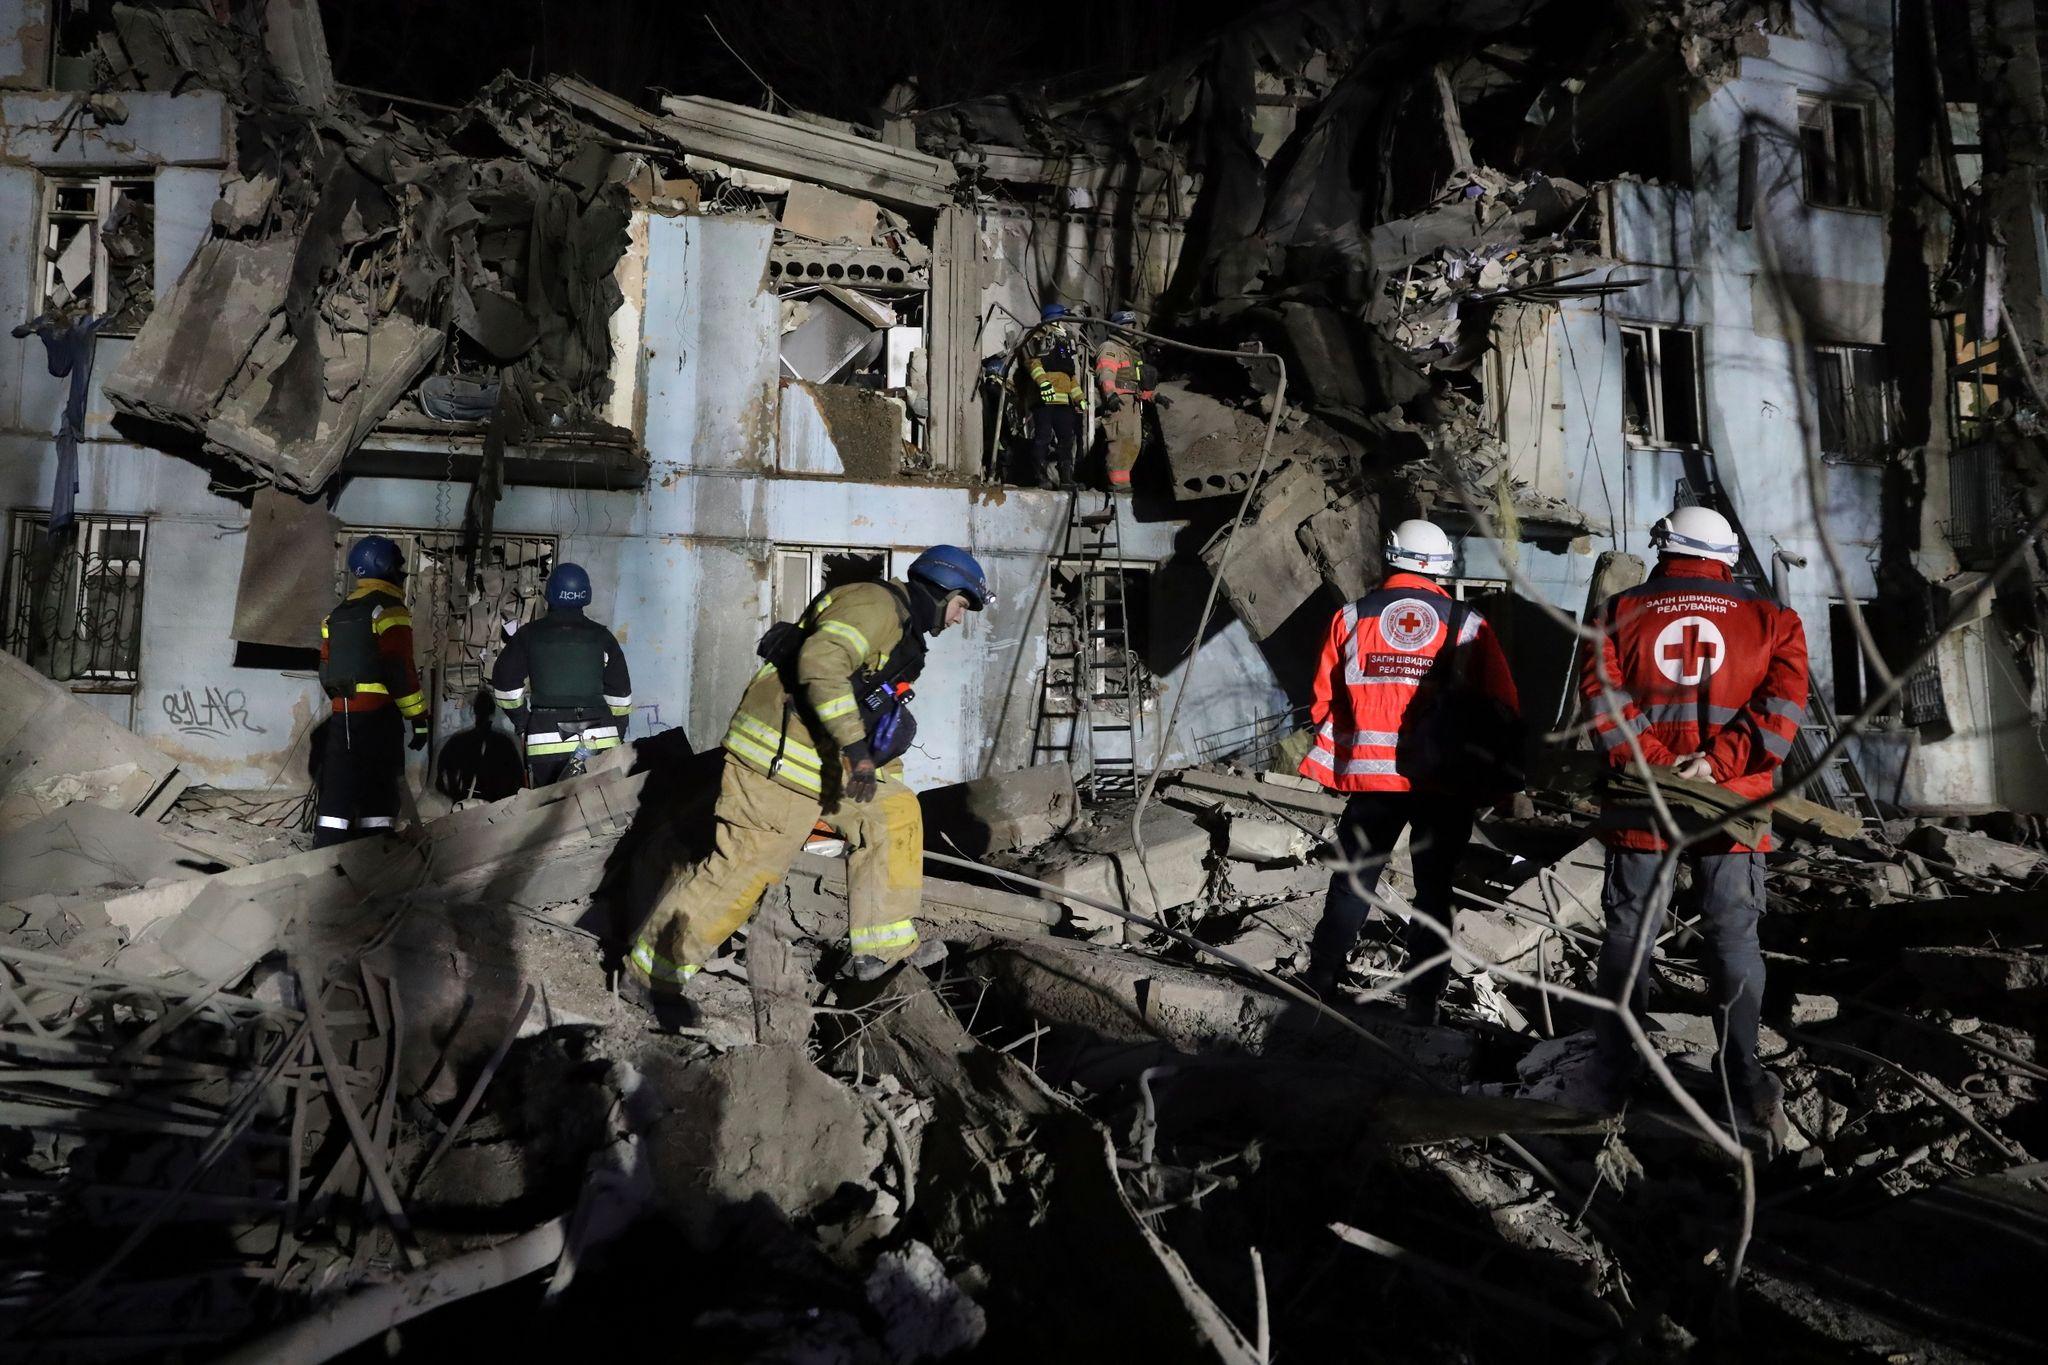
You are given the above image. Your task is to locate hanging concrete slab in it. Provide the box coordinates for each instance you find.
[0,650,185,835]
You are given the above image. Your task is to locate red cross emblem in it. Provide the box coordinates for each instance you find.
[1378,598,1439,652]
[1398,609,1426,635]
[1653,615,1726,685]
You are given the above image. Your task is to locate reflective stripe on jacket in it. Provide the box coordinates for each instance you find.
[1582,556,1811,852]
[320,579,426,718]
[726,579,911,797]
[1095,338,1152,398]
[1299,572,1519,793]
[1026,323,1086,406]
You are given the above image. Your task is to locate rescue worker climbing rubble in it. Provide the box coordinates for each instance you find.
[314,536,428,848]
[1094,310,1153,492]
[625,545,993,1009]
[489,562,632,787]
[1579,504,1808,1143]
[1024,303,1087,490]
[1299,518,1521,1023]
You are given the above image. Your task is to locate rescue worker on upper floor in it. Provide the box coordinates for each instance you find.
[1579,504,1808,1145]
[315,535,428,848]
[1094,310,1155,492]
[1024,302,1087,491]
[489,563,632,787]
[1299,518,1522,1024]
[624,546,993,1012]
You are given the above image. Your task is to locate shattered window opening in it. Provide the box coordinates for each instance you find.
[1950,314,2002,444]
[1813,343,1897,463]
[334,526,556,704]
[1619,323,1704,449]
[2,511,147,689]
[1798,96,1877,211]
[771,545,897,626]
[1829,600,1903,726]
[38,175,155,336]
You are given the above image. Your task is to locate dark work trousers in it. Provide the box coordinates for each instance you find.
[1030,405,1083,486]
[1310,791,1475,1008]
[313,706,405,848]
[1597,849,1767,1101]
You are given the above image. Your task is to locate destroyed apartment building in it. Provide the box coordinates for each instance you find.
[1,0,2047,1359]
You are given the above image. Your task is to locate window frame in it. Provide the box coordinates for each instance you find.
[1619,322,1707,451]
[37,172,157,337]
[3,510,149,691]
[768,544,906,626]
[1828,598,1903,728]
[1049,555,1156,719]
[1812,341,1898,464]
[1798,95,1879,212]
[1949,314,2002,445]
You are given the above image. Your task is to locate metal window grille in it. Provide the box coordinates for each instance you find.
[39,174,156,335]
[1814,343,1897,462]
[335,527,558,702]
[3,511,147,689]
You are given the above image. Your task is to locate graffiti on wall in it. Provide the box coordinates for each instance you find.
[162,685,268,739]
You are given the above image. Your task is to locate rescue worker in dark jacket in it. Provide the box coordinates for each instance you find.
[626,546,991,1010]
[315,536,428,847]
[489,563,632,787]
[1024,303,1088,490]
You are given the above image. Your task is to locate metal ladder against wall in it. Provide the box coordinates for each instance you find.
[1676,469,1885,828]
[1028,492,1145,799]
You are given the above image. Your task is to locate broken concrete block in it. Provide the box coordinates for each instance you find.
[1788,993,1840,1026]
[1064,805,1213,919]
[866,1241,987,1363]
[1224,816,1309,864]
[0,804,217,902]
[921,762,1076,856]
[1298,487,1378,603]
[0,649,185,834]
[781,182,882,244]
[1899,945,2048,997]
[1154,383,1266,501]
[1902,825,2046,883]
[645,1044,879,1251]
[102,236,299,428]
[1198,461,1333,639]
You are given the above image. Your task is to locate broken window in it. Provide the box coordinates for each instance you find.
[1950,315,2002,444]
[1829,600,1902,725]
[1619,323,1704,449]
[770,545,891,624]
[334,527,557,703]
[1799,97,1876,210]
[1441,575,1509,603]
[1813,344,1897,462]
[39,175,155,335]
[3,511,147,689]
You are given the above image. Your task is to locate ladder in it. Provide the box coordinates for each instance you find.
[1675,471,1884,829]
[1028,492,1146,799]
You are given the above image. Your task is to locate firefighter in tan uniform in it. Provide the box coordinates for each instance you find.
[1094,311,1153,491]
[626,546,992,1006]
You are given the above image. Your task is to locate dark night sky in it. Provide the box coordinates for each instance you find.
[317,0,1248,123]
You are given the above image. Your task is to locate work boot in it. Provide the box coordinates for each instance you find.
[616,966,696,1032]
[1743,1073,1789,1155]
[844,936,948,983]
[1299,961,1340,1000]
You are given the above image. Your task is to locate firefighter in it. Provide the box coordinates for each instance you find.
[315,536,428,848]
[1299,518,1521,1024]
[1094,311,1153,492]
[1024,303,1087,490]
[1580,504,1808,1142]
[625,546,993,1008]
[489,563,632,787]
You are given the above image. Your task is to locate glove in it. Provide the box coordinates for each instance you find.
[1037,380,1057,403]
[1099,391,1124,415]
[1151,392,1173,410]
[409,719,431,751]
[842,740,878,804]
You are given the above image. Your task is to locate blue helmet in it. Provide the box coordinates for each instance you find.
[1110,309,1137,326]
[1041,303,1068,321]
[546,562,592,609]
[909,545,991,611]
[347,535,403,581]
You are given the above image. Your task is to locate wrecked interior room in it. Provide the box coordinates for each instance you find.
[4,0,2048,1358]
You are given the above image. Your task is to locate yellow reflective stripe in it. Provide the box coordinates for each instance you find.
[724,730,824,793]
[727,713,821,770]
[393,690,427,717]
[588,736,622,749]
[371,610,413,635]
[815,693,858,721]
[320,622,329,638]
[354,682,390,695]
[850,920,918,950]
[527,740,580,755]
[816,619,870,656]
[629,939,699,985]
[610,704,633,716]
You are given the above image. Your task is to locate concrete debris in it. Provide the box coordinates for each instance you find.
[0,649,186,834]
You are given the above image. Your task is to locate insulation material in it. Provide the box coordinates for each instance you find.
[231,487,343,648]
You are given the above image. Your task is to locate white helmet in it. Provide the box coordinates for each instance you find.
[1385,518,1454,576]
[1651,505,1740,565]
